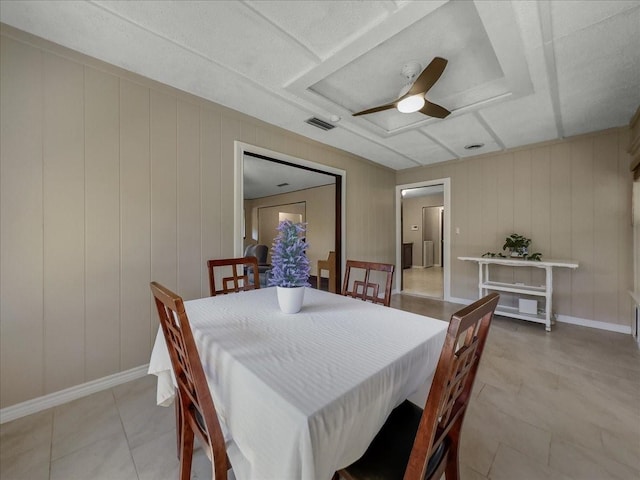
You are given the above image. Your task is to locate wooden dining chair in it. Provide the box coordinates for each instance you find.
[317,251,337,293]
[150,282,231,480]
[207,256,260,296]
[335,292,500,480]
[341,260,395,307]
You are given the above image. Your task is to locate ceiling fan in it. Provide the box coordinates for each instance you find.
[352,57,451,119]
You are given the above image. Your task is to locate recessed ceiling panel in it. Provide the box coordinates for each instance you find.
[480,92,557,149]
[246,0,392,59]
[422,113,500,157]
[314,128,418,170]
[309,0,505,131]
[384,131,454,165]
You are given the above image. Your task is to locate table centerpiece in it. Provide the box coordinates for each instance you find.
[268,219,311,313]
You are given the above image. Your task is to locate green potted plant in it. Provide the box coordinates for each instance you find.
[503,233,531,257]
[482,233,542,261]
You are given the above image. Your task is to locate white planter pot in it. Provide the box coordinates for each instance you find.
[276,286,305,314]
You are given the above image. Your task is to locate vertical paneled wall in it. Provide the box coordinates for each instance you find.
[396,129,634,328]
[0,30,396,408]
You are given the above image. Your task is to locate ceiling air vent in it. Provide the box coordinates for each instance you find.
[305,117,335,131]
[464,143,485,150]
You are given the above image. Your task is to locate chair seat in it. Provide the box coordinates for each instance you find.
[342,400,448,480]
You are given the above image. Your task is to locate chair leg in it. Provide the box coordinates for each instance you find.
[175,394,182,459]
[444,434,461,480]
[179,423,195,480]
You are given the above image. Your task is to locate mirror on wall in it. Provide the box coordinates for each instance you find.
[243,152,342,291]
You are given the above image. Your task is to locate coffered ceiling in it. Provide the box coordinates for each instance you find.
[1,0,639,170]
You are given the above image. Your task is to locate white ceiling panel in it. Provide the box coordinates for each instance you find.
[554,7,640,136]
[511,0,544,49]
[383,131,455,165]
[480,92,557,149]
[422,113,501,157]
[311,127,417,170]
[1,0,638,171]
[550,0,640,39]
[245,0,392,59]
[95,0,316,87]
[518,43,551,96]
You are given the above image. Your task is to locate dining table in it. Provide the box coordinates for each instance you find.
[148,286,448,480]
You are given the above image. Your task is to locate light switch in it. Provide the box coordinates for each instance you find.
[455,227,460,234]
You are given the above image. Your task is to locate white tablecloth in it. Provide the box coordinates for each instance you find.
[148,287,448,480]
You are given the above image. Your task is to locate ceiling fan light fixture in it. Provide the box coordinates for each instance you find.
[397,94,425,113]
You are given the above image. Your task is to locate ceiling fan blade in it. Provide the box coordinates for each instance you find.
[408,57,448,96]
[352,102,397,116]
[420,100,451,119]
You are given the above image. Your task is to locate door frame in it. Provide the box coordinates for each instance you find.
[395,177,451,301]
[234,141,346,289]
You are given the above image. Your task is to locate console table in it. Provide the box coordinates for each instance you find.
[458,256,579,331]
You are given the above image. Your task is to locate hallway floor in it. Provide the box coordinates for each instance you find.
[402,266,443,298]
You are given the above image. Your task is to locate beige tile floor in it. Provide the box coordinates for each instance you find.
[2,294,639,480]
[402,266,443,298]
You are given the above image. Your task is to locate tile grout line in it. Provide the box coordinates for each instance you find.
[112,387,141,480]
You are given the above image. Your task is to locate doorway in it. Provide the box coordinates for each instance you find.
[396,178,451,301]
[234,143,347,293]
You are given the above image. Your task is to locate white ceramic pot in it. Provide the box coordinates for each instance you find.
[276,286,305,314]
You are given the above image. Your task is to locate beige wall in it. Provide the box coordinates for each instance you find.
[629,107,640,295]
[402,193,444,266]
[634,184,640,294]
[0,26,395,408]
[257,202,306,257]
[245,184,335,275]
[397,129,634,328]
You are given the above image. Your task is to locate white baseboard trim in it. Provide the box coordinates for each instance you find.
[446,297,631,334]
[0,364,149,424]
[555,315,631,334]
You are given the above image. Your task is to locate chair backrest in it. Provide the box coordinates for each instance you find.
[253,244,268,265]
[244,244,268,265]
[322,251,336,265]
[404,292,500,480]
[341,260,395,306]
[150,282,228,479]
[317,251,337,293]
[207,256,260,296]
